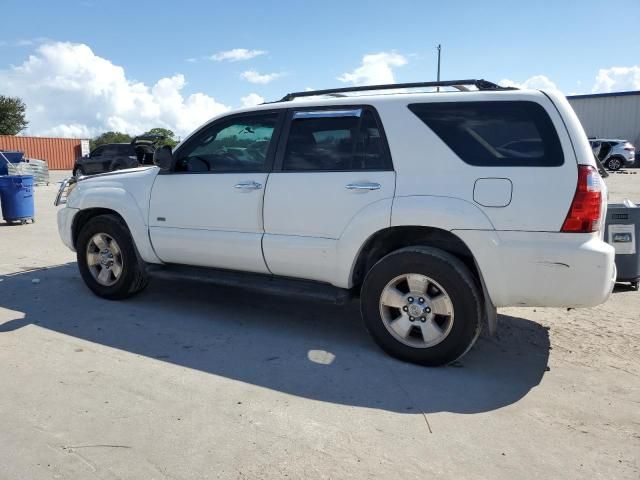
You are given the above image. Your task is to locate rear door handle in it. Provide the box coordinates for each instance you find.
[234,181,263,190]
[345,182,381,191]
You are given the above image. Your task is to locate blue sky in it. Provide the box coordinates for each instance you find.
[1,0,639,138]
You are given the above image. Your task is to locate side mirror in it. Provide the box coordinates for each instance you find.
[154,145,174,171]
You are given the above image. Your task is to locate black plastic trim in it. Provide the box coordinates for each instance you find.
[279,79,513,101]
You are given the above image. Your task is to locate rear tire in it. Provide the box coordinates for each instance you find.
[76,214,149,300]
[606,157,623,171]
[73,166,85,177]
[361,246,482,366]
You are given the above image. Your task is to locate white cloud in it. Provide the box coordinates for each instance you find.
[0,37,49,48]
[499,75,561,92]
[16,39,36,47]
[338,52,407,86]
[185,57,197,63]
[500,67,640,95]
[240,70,282,84]
[0,41,231,138]
[210,48,266,62]
[240,93,265,107]
[592,66,640,93]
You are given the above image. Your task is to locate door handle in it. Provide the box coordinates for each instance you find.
[234,181,263,190]
[345,182,381,191]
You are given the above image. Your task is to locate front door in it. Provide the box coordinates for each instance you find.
[83,145,107,174]
[149,111,283,273]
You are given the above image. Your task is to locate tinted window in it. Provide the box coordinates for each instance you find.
[102,145,117,156]
[114,144,135,155]
[408,101,564,166]
[175,113,279,172]
[91,146,105,157]
[283,109,389,171]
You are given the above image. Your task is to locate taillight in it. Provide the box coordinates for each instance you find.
[561,165,602,233]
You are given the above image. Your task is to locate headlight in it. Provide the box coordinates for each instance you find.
[54,177,78,206]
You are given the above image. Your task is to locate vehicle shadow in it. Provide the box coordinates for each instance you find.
[0,263,550,415]
[613,283,639,293]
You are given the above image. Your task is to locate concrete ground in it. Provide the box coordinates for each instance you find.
[0,170,638,479]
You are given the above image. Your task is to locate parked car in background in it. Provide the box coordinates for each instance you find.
[55,79,615,366]
[73,135,164,176]
[589,138,635,171]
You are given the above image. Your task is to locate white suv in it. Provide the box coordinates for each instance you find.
[55,79,616,366]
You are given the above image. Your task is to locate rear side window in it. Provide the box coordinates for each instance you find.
[282,108,390,171]
[408,101,564,166]
[115,144,135,155]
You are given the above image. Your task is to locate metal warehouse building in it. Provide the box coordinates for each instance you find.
[568,91,640,146]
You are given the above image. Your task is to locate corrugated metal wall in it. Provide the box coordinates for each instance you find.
[0,136,82,170]
[568,92,640,146]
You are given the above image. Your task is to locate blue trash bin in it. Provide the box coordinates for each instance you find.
[0,151,25,176]
[0,175,35,224]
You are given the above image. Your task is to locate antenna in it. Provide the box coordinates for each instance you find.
[436,44,441,92]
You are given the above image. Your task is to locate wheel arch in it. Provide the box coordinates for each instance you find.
[72,208,126,249]
[70,187,161,264]
[351,226,479,288]
[351,225,497,334]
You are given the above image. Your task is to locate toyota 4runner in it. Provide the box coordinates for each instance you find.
[55,79,616,366]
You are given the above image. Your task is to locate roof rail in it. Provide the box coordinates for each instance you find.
[279,79,514,102]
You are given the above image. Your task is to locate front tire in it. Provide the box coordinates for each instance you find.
[76,214,149,300]
[361,246,482,366]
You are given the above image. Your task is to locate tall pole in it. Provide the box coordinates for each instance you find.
[436,44,441,92]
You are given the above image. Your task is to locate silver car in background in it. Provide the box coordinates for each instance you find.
[589,138,636,170]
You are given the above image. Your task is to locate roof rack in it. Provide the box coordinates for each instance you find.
[279,79,514,102]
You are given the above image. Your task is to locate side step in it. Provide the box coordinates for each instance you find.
[147,264,355,305]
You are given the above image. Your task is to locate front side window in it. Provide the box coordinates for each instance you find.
[408,101,564,167]
[282,108,389,171]
[91,146,104,157]
[175,113,279,172]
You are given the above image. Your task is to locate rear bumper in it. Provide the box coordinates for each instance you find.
[57,206,79,252]
[455,230,616,308]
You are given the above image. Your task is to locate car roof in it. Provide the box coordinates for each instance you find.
[230,88,549,116]
[174,86,554,151]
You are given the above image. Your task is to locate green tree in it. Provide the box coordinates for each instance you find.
[90,131,133,151]
[0,95,29,135]
[143,127,179,148]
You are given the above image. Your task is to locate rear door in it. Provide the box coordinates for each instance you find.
[112,144,137,169]
[262,106,395,282]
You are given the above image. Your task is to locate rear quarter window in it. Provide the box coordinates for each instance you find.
[408,101,564,167]
[115,144,136,155]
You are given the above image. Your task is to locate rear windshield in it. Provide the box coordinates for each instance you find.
[408,101,564,167]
